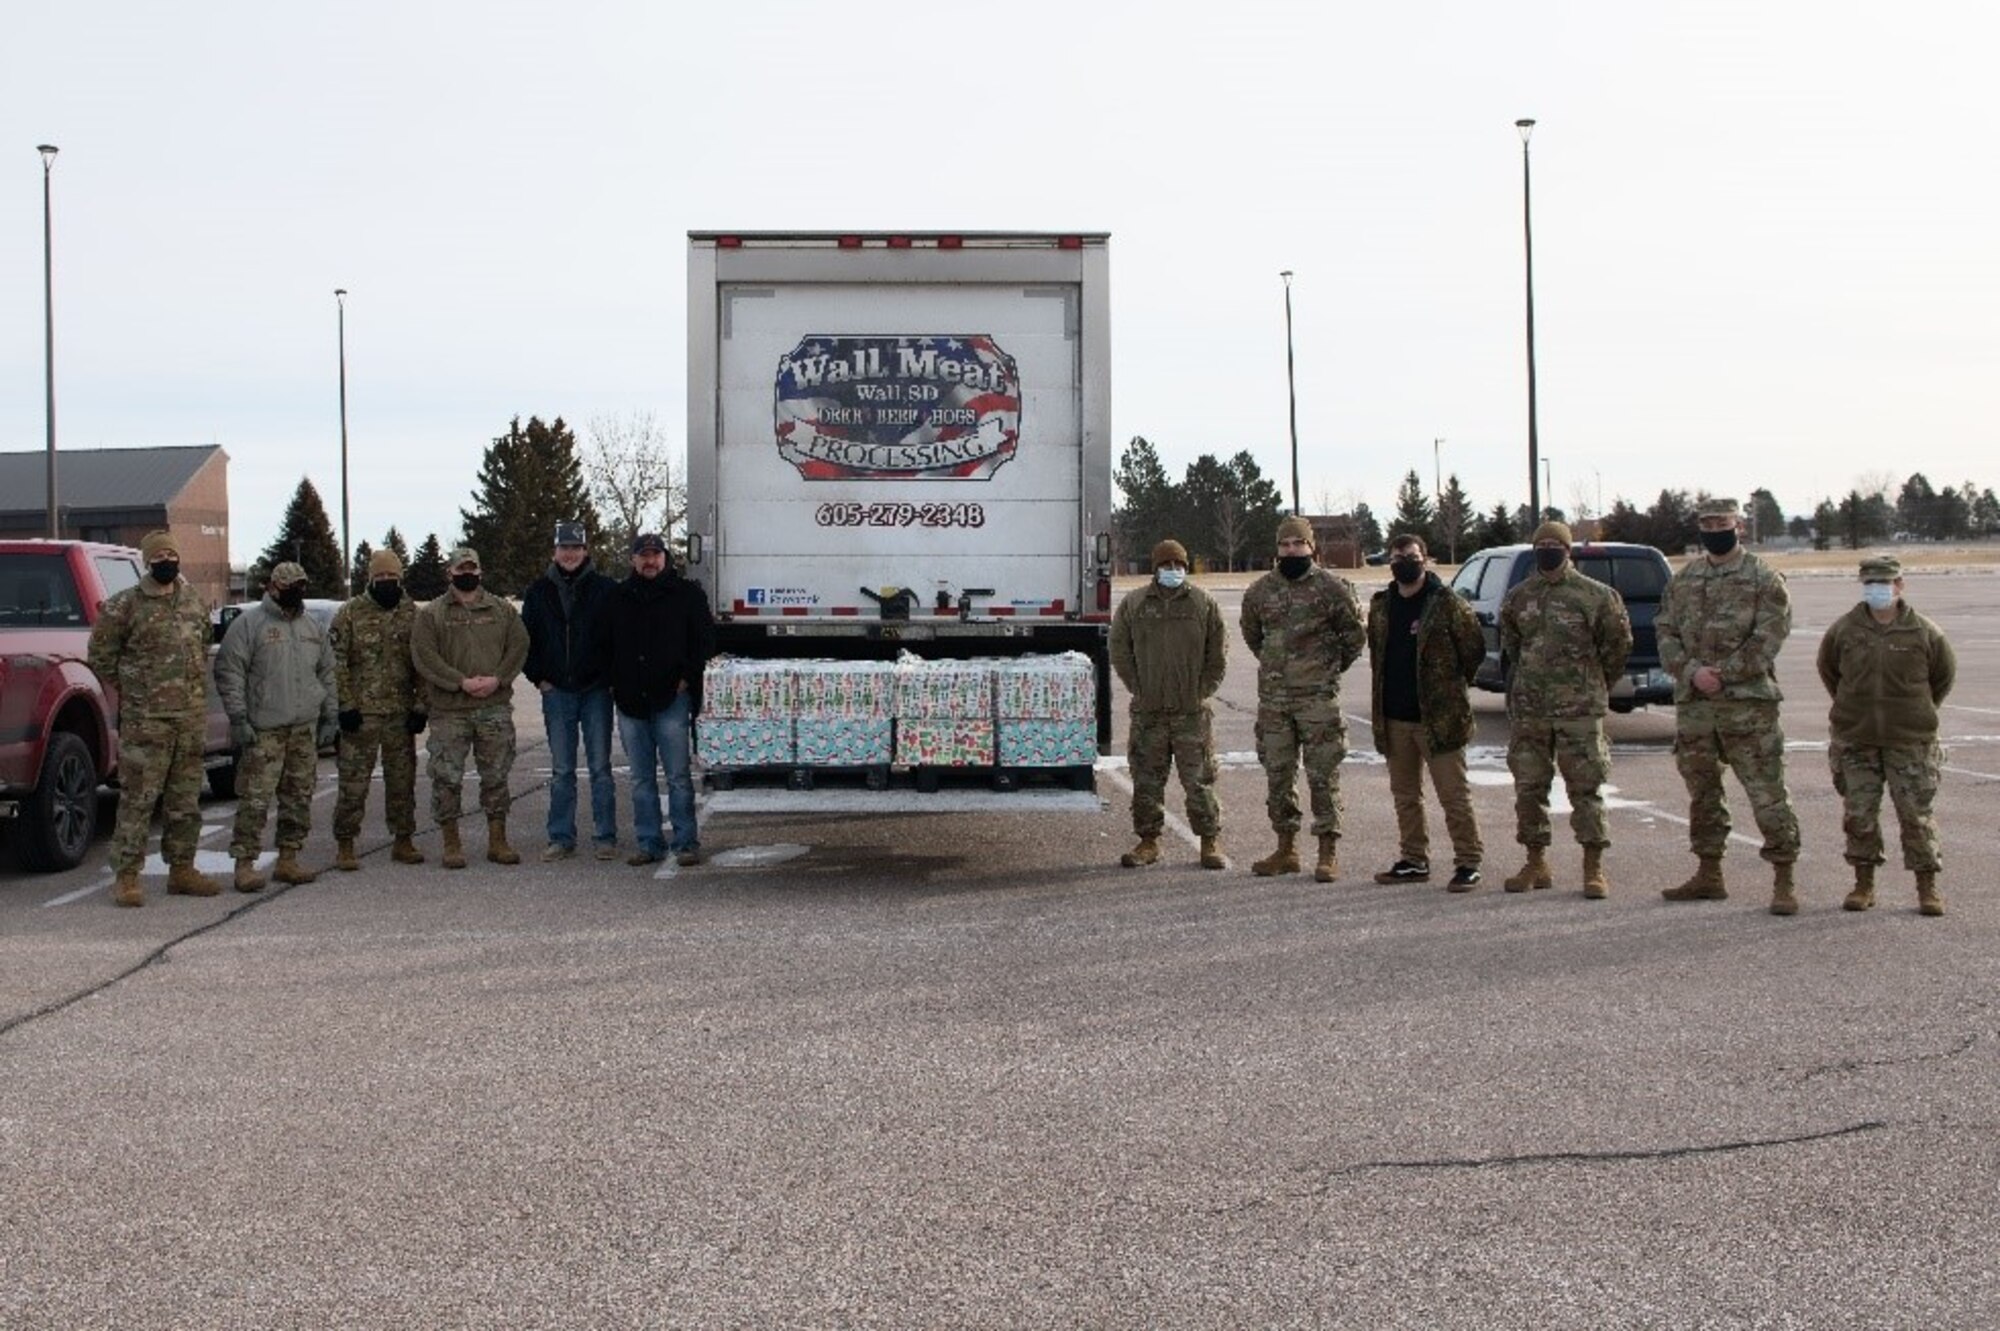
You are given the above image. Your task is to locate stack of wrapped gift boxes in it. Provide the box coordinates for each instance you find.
[794,660,896,765]
[696,659,795,767]
[993,651,1098,767]
[893,657,995,767]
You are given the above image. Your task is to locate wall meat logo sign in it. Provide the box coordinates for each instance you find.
[775,335,1021,481]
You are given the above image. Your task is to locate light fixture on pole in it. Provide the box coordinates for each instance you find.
[39,144,59,538]
[1280,269,1300,516]
[335,288,350,591]
[1516,118,1540,527]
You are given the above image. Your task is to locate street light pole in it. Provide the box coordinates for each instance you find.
[335,288,350,591]
[1543,456,1554,519]
[39,144,59,538]
[1280,269,1300,516]
[1516,118,1541,528]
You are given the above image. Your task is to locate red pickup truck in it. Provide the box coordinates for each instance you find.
[0,540,236,871]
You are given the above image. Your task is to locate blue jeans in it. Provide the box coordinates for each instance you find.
[543,686,617,849]
[618,694,696,856]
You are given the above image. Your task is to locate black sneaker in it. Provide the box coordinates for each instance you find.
[1446,865,1483,892]
[1372,859,1431,884]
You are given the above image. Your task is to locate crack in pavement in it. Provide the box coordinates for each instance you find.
[1790,1032,1980,1084]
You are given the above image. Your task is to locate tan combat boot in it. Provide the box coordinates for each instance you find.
[1199,836,1227,871]
[1769,861,1799,916]
[1503,846,1552,893]
[1662,855,1727,901]
[166,861,221,897]
[1252,831,1300,877]
[1314,834,1340,883]
[1842,863,1876,912]
[440,821,467,870]
[1120,837,1160,868]
[1582,845,1609,901]
[272,850,318,885]
[234,857,267,893]
[334,839,360,872]
[112,868,144,908]
[1917,870,1944,917]
[487,818,521,865]
[391,834,425,864]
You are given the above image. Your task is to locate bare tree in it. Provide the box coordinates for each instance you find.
[584,412,687,573]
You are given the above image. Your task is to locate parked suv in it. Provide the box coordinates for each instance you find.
[1448,542,1675,712]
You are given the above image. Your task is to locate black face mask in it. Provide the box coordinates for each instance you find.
[1277,555,1313,580]
[369,581,403,610]
[451,572,482,593]
[149,560,179,585]
[275,585,307,611]
[1390,558,1423,586]
[1534,546,1567,573]
[1700,529,1738,557]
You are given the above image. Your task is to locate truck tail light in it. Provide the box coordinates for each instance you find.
[937,235,963,250]
[837,235,863,249]
[1096,576,1112,613]
[1058,236,1084,250]
[886,236,912,249]
[716,236,742,249]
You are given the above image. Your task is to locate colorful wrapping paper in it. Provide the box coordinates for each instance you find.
[895,718,995,767]
[695,717,794,767]
[997,718,1098,767]
[794,660,896,718]
[893,657,996,720]
[702,658,795,719]
[992,652,1097,721]
[796,717,894,765]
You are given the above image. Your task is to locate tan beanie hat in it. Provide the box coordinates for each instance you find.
[1531,520,1573,547]
[1275,515,1315,547]
[367,548,404,578]
[1150,539,1189,569]
[139,530,177,563]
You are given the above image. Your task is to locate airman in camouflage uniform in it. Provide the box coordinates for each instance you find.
[215,561,338,891]
[86,530,220,907]
[1239,515,1365,881]
[1499,521,1633,899]
[330,548,427,870]
[1656,497,1803,915]
[410,547,530,869]
[1816,555,1957,916]
[1110,538,1228,870]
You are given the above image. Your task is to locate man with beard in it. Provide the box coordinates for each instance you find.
[522,520,619,861]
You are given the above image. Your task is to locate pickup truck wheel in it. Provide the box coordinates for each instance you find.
[208,755,239,799]
[18,731,99,872]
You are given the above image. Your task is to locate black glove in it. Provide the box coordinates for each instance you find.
[339,709,363,733]
[405,711,428,735]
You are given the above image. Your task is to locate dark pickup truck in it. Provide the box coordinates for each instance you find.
[0,540,235,871]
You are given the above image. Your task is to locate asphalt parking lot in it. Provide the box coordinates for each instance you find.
[3,569,1997,1328]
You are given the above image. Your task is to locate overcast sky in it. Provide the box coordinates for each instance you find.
[5,1,1995,563]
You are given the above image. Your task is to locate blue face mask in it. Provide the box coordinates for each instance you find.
[1862,583,1896,611]
[1156,567,1187,589]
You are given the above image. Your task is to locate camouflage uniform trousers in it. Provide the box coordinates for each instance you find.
[1829,740,1942,872]
[110,713,207,872]
[334,714,418,840]
[1674,698,1800,863]
[1255,696,1346,838]
[230,722,320,858]
[1507,717,1610,849]
[1128,705,1220,839]
[428,704,516,824]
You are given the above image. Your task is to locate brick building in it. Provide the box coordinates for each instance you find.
[0,446,231,605]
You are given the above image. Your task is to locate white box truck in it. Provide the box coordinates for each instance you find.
[684,231,1114,788]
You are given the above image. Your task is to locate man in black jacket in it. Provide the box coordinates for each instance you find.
[594,533,715,867]
[522,521,619,861]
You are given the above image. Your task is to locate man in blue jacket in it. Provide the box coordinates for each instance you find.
[522,521,620,861]
[595,533,715,867]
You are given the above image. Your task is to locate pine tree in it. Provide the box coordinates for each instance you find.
[1350,502,1385,556]
[382,526,412,566]
[406,533,449,601]
[460,415,602,596]
[1482,502,1519,548]
[1390,469,1436,551]
[1112,436,1177,571]
[349,540,375,595]
[255,477,345,598]
[1434,474,1474,564]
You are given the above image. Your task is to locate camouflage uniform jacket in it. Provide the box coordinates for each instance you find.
[1816,602,1956,747]
[1499,566,1632,720]
[1110,580,1226,713]
[1240,566,1365,704]
[215,595,338,730]
[1656,549,1790,704]
[87,577,212,719]
[411,589,530,714]
[331,593,422,717]
[1367,572,1485,754]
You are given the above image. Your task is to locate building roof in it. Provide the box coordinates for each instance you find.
[0,445,223,516]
